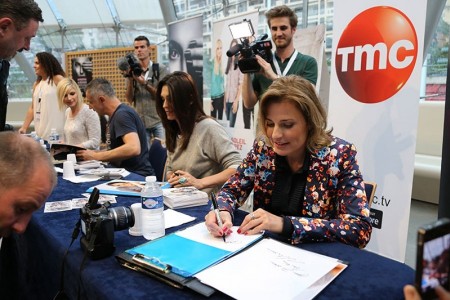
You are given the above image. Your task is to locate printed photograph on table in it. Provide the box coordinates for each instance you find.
[86,179,168,196]
[50,143,86,161]
[162,187,209,209]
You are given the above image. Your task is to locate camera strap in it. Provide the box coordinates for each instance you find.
[53,219,82,300]
[273,50,298,77]
[75,220,102,300]
[151,63,160,83]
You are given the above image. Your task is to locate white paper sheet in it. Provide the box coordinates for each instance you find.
[64,174,104,183]
[55,167,131,183]
[195,239,339,300]
[163,209,196,229]
[175,222,263,252]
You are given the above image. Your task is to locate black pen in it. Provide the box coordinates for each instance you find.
[211,192,226,242]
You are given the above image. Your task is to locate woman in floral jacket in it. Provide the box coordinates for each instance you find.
[205,75,372,248]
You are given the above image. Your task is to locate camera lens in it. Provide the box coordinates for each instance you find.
[108,206,135,231]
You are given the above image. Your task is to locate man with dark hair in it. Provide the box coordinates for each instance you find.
[242,5,318,110]
[78,78,154,177]
[125,35,168,142]
[0,0,43,132]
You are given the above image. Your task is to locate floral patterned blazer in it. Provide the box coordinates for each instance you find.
[217,136,372,248]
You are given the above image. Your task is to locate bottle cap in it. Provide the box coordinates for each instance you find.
[145,176,157,182]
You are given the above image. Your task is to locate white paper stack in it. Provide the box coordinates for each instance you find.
[162,187,209,209]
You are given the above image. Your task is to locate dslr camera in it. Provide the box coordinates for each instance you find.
[226,19,273,73]
[117,53,143,77]
[80,188,135,260]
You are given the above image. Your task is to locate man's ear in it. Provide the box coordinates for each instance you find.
[0,18,13,35]
[98,95,106,103]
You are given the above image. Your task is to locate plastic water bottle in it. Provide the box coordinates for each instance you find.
[141,176,165,240]
[30,131,39,141]
[49,128,60,144]
[39,139,49,152]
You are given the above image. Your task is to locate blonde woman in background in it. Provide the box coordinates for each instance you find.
[57,78,100,149]
[210,38,225,120]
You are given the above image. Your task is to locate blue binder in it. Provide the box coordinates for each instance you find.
[126,234,232,277]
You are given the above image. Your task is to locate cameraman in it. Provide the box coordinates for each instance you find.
[125,36,168,142]
[242,5,318,110]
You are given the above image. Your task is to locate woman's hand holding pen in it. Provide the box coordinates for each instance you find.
[168,170,203,189]
[237,208,284,235]
[205,210,233,238]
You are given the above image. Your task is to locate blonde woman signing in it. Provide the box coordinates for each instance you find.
[57,78,100,149]
[205,75,372,248]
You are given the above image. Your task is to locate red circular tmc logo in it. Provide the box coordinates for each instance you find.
[335,6,418,104]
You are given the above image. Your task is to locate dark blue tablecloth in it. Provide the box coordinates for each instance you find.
[8,173,414,300]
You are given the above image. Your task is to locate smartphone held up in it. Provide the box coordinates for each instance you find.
[415,218,450,300]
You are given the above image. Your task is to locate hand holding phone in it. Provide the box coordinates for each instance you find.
[415,218,450,300]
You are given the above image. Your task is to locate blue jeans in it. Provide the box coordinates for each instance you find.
[146,123,165,142]
[226,102,237,128]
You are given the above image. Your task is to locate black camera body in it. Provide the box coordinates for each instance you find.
[125,53,143,77]
[80,188,134,260]
[237,39,273,73]
[226,19,273,73]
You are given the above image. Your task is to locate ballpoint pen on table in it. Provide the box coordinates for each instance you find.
[211,192,226,242]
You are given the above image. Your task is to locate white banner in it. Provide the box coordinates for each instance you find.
[211,11,259,157]
[329,1,426,262]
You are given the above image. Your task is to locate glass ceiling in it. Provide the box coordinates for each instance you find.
[10,0,168,98]
[34,0,166,52]
[7,0,449,100]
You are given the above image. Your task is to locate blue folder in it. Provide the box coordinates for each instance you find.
[126,234,232,277]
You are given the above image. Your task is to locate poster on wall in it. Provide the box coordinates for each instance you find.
[328,1,426,262]
[71,56,93,96]
[168,15,203,104]
[211,10,259,157]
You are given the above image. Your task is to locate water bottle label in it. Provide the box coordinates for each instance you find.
[49,134,59,142]
[142,195,163,209]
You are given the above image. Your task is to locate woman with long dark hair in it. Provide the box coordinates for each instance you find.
[155,71,241,194]
[19,52,66,140]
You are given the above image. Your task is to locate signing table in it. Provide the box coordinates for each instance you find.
[13,173,413,299]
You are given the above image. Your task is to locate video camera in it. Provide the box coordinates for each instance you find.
[226,19,273,73]
[80,188,135,260]
[117,53,143,78]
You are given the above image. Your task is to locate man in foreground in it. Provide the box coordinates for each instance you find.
[0,131,57,297]
[0,0,44,131]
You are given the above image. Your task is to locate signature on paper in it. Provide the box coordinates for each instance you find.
[268,248,308,276]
